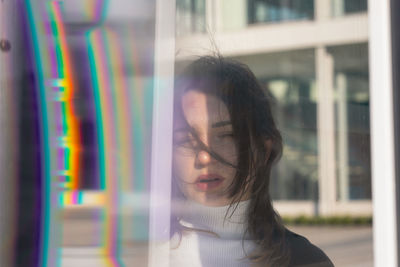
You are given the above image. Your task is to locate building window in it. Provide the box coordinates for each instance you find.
[248,0,314,25]
[176,0,206,36]
[332,0,368,17]
[329,43,371,200]
[233,49,317,200]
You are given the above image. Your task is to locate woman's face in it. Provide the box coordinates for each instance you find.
[173,90,241,206]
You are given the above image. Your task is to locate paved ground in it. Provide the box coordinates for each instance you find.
[61,210,373,266]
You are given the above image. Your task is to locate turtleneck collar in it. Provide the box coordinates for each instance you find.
[174,200,251,239]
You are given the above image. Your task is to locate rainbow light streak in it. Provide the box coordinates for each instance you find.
[116,26,153,241]
[24,1,54,266]
[26,0,154,265]
[124,27,153,241]
[25,0,84,265]
[86,23,154,264]
[47,1,81,203]
[87,28,125,266]
[126,28,147,193]
[85,0,109,23]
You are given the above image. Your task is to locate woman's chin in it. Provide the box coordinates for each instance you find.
[187,193,232,207]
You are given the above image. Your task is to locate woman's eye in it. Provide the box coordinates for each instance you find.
[174,136,196,148]
[174,138,190,145]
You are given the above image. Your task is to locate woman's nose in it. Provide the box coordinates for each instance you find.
[197,150,211,165]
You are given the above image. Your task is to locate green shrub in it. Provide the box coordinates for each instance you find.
[282,215,372,226]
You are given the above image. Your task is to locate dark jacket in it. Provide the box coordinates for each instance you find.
[286,229,334,267]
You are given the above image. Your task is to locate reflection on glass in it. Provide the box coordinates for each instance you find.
[248,0,314,24]
[329,43,371,201]
[233,49,317,200]
[13,0,156,266]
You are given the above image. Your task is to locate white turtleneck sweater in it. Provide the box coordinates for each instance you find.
[169,200,256,267]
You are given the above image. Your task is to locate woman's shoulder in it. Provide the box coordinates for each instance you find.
[285,229,334,267]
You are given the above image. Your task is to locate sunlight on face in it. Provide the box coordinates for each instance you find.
[173,90,239,206]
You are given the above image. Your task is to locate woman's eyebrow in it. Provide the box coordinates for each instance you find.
[211,120,232,128]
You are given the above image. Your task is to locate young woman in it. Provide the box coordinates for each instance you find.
[170,56,333,267]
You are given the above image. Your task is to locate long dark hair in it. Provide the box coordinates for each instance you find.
[172,55,290,266]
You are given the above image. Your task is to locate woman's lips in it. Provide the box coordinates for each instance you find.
[195,174,225,191]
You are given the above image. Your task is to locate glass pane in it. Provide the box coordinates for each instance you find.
[329,43,371,201]
[3,0,377,266]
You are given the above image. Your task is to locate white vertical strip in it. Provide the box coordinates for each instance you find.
[0,1,18,266]
[331,0,345,17]
[148,0,176,266]
[205,0,215,33]
[316,47,336,215]
[315,0,330,21]
[369,0,398,266]
[337,73,349,201]
[213,0,223,33]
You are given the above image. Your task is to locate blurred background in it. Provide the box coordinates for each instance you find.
[0,0,393,266]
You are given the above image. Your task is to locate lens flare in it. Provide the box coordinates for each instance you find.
[22,0,154,266]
